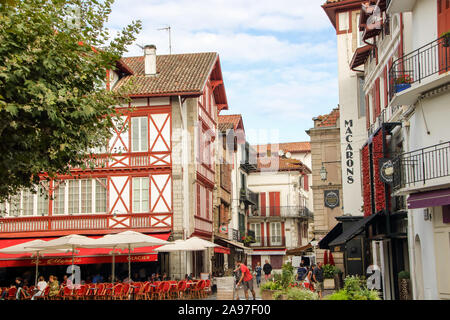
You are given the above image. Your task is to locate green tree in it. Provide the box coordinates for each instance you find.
[0,0,141,201]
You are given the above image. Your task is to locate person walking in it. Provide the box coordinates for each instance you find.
[262,260,272,281]
[254,262,262,287]
[313,262,324,299]
[235,260,256,300]
[306,264,315,291]
[296,262,308,283]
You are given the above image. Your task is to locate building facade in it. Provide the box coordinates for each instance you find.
[0,46,230,281]
[246,142,313,270]
[306,107,345,271]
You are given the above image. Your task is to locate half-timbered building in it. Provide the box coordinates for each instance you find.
[0,45,229,281]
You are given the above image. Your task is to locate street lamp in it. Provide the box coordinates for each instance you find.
[320,165,328,181]
[320,160,341,181]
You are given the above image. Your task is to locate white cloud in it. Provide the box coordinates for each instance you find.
[106,0,339,142]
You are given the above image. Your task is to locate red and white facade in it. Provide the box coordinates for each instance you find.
[0,48,229,277]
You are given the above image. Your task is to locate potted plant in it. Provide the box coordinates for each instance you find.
[323,264,337,290]
[326,275,381,300]
[398,271,411,300]
[394,74,412,93]
[441,31,450,47]
[260,280,282,300]
[241,235,255,245]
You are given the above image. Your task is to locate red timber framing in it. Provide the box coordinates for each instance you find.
[0,100,173,239]
[193,64,225,239]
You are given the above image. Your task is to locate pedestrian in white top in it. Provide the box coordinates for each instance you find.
[31,276,48,300]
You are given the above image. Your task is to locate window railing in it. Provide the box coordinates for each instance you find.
[389,35,450,99]
[393,141,450,190]
[249,206,312,219]
[249,236,286,247]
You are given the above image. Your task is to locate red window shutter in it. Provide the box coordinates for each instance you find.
[261,222,265,246]
[303,174,309,191]
[275,192,280,216]
[375,78,381,117]
[266,222,270,246]
[260,193,266,216]
[269,192,280,216]
[196,184,200,216]
[281,222,285,246]
[365,94,370,129]
[206,189,209,220]
[383,67,388,108]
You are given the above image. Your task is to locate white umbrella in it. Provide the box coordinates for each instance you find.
[155,237,218,277]
[0,239,70,287]
[26,234,99,287]
[83,231,169,283]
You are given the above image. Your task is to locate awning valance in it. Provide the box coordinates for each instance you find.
[214,246,231,255]
[329,213,381,247]
[286,244,313,256]
[407,189,450,209]
[0,232,170,268]
[318,223,343,250]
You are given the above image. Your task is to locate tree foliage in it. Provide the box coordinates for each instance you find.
[0,0,141,201]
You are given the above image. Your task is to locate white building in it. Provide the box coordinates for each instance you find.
[246,142,313,270]
[386,0,450,300]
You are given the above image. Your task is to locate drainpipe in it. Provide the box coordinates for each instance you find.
[179,95,190,276]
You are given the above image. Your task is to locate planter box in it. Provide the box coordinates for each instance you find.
[324,278,335,290]
[399,279,411,300]
[261,289,275,300]
[216,277,236,300]
[395,83,411,93]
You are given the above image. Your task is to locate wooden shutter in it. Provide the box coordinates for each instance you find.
[260,193,266,216]
[303,174,309,191]
[438,1,450,73]
[383,67,388,108]
[269,192,280,216]
[375,78,381,118]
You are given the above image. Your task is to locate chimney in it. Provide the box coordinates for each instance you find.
[144,44,157,76]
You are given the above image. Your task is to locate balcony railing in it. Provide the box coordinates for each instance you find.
[249,236,286,248]
[389,35,450,100]
[239,188,258,206]
[249,206,313,219]
[393,141,450,190]
[0,213,160,235]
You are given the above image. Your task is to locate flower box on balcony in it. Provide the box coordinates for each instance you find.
[395,83,411,93]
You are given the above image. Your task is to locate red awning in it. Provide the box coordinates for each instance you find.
[0,232,170,268]
[214,246,230,255]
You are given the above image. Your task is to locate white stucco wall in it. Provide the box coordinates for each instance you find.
[336,13,365,216]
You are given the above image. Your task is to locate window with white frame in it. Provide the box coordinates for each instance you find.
[132,177,149,213]
[53,179,106,215]
[250,223,261,244]
[95,179,107,213]
[0,182,50,217]
[356,13,365,48]
[270,222,282,245]
[131,116,148,152]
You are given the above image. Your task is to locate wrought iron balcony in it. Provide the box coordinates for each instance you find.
[248,206,313,219]
[389,35,450,100]
[393,141,450,191]
[239,188,258,206]
[249,236,286,248]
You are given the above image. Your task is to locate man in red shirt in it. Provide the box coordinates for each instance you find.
[236,260,256,300]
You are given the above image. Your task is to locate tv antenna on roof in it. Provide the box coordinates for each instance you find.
[157,25,172,54]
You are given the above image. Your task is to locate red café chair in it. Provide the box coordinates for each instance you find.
[74,285,87,300]
[37,286,50,300]
[151,281,164,300]
[6,287,17,300]
[94,283,106,300]
[136,282,149,300]
[85,283,97,300]
[112,283,123,300]
[62,286,75,300]
[177,281,187,299]
[161,281,171,300]
[121,283,131,300]
[203,280,211,296]
[192,280,206,299]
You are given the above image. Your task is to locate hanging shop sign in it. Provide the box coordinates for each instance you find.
[324,190,340,209]
[379,158,394,184]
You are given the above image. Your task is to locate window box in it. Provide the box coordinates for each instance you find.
[395,83,411,93]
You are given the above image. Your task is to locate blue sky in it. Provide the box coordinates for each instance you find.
[107,0,339,145]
